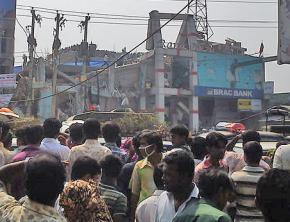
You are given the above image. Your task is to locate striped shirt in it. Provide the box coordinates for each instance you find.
[231,166,265,222]
[99,183,128,217]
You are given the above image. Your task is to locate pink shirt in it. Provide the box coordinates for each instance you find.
[13,145,43,162]
[224,151,270,175]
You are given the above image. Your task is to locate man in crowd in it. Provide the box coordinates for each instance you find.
[194,132,228,183]
[0,121,14,166]
[256,169,290,222]
[173,169,233,222]
[66,123,84,149]
[130,130,163,222]
[69,118,111,169]
[102,122,127,163]
[13,125,44,162]
[273,142,290,170]
[170,125,191,152]
[0,153,67,221]
[190,136,208,166]
[14,127,28,153]
[231,141,264,222]
[156,150,199,222]
[135,166,164,222]
[60,156,112,222]
[40,118,70,161]
[100,155,127,222]
[225,130,269,174]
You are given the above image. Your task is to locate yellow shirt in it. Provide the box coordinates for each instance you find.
[129,158,157,204]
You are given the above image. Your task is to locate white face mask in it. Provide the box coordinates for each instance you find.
[140,144,155,158]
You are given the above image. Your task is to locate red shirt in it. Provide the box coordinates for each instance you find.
[194,155,228,183]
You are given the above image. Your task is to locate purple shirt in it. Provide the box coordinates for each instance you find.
[12,145,43,162]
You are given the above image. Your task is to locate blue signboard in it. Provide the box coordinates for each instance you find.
[195,86,264,99]
[0,0,16,18]
[197,52,265,92]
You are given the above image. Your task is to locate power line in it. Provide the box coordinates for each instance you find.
[10,0,194,104]
[16,17,28,37]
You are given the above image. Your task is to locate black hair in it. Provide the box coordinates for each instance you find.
[243,141,262,164]
[69,123,84,144]
[43,118,62,138]
[83,118,101,139]
[140,131,163,153]
[198,169,234,199]
[100,155,123,178]
[256,169,290,222]
[26,153,66,205]
[71,156,101,180]
[102,122,120,143]
[0,121,10,142]
[154,166,164,190]
[3,132,12,148]
[162,150,195,178]
[191,136,208,160]
[25,125,44,145]
[170,125,189,138]
[242,130,261,145]
[15,127,28,145]
[205,132,228,149]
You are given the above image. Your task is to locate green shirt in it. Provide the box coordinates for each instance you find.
[173,199,232,222]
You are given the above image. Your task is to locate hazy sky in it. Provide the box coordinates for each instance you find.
[15,0,289,93]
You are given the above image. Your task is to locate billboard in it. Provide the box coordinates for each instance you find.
[196,52,264,99]
[278,0,290,64]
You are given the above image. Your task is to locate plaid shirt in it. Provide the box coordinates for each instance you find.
[105,143,128,163]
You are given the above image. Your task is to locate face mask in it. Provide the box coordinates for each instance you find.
[140,144,155,157]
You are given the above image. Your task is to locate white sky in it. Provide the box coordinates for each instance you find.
[15,0,290,93]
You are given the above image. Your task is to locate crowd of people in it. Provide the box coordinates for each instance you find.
[0,118,290,222]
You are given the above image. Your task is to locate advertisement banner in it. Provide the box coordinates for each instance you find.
[195,86,264,99]
[238,99,262,111]
[0,73,16,88]
[278,0,290,64]
[0,94,13,107]
[197,52,264,91]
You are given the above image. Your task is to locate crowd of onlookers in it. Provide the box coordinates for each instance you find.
[0,118,290,222]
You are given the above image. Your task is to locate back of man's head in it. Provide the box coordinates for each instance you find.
[71,156,101,180]
[69,123,84,145]
[198,169,233,208]
[83,118,101,140]
[205,132,228,149]
[170,125,189,138]
[154,166,164,190]
[163,150,195,179]
[0,121,10,142]
[43,118,62,138]
[256,169,290,222]
[242,130,260,146]
[140,131,164,153]
[15,127,28,146]
[243,141,262,166]
[102,122,121,143]
[191,136,207,160]
[100,154,123,178]
[25,125,44,145]
[26,153,66,206]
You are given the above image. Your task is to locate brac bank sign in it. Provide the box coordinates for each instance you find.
[195,86,263,99]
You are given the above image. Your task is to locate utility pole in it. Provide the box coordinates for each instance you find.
[26,8,41,116]
[79,14,90,111]
[51,11,66,117]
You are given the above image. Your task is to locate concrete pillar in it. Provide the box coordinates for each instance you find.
[140,95,146,112]
[155,48,165,122]
[189,52,199,132]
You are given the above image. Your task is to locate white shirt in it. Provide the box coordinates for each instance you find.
[156,184,199,222]
[273,145,290,170]
[135,190,164,222]
[40,138,70,161]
